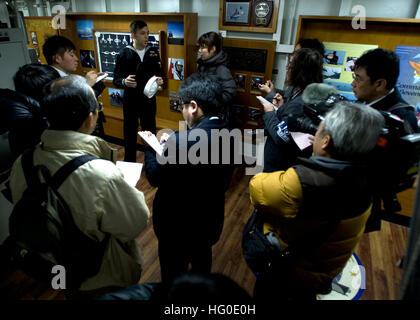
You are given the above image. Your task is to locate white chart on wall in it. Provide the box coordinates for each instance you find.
[94,31,160,80]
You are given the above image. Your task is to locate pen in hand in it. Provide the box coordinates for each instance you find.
[160,130,177,145]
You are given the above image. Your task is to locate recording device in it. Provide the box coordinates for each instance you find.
[293,83,420,214]
[287,83,345,135]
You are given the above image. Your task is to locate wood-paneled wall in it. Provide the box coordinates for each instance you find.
[296,16,420,51]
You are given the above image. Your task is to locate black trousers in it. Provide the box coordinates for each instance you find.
[123,100,156,162]
[158,240,212,284]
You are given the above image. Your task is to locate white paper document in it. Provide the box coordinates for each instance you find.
[116,161,143,187]
[138,131,163,156]
[256,95,278,111]
[290,132,313,151]
[96,73,108,83]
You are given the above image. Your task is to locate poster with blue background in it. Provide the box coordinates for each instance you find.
[77,20,93,40]
[395,45,420,127]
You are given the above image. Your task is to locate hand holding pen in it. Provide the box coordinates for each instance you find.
[159,130,177,145]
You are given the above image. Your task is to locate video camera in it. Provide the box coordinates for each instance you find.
[292,83,420,214]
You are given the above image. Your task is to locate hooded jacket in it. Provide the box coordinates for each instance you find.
[250,156,372,293]
[197,51,237,106]
[9,130,151,291]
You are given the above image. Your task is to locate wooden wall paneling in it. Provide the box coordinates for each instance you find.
[296,16,420,51]
[24,17,58,64]
[184,13,198,77]
[223,38,276,128]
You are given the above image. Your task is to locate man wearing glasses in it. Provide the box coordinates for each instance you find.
[352,48,419,232]
[352,48,418,133]
[144,73,234,283]
[9,76,151,298]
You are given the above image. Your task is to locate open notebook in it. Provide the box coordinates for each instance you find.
[138,131,164,156]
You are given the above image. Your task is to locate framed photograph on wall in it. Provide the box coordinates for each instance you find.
[250,75,264,94]
[235,73,247,92]
[223,1,251,26]
[219,0,279,33]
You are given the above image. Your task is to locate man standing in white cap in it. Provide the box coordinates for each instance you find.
[113,20,164,162]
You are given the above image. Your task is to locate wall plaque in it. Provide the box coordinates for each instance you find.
[224,46,267,73]
[253,1,273,27]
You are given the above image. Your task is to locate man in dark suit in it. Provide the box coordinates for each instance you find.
[144,73,234,283]
[352,48,418,133]
[352,48,419,231]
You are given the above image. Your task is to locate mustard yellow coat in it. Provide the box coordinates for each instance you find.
[249,168,371,292]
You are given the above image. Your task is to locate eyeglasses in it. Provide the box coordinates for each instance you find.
[352,73,363,83]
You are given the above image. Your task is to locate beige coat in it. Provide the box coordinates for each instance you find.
[10,130,151,291]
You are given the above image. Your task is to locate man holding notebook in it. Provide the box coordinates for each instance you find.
[143,73,234,283]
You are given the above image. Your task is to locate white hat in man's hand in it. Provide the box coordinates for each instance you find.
[143,76,161,98]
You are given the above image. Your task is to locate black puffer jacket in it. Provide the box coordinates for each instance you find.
[197,51,237,106]
[0,89,47,159]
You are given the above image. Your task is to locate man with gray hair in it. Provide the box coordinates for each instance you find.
[249,101,384,301]
[8,75,151,298]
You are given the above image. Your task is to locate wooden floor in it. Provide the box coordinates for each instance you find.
[0,145,415,300]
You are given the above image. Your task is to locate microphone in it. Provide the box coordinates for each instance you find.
[302,83,338,105]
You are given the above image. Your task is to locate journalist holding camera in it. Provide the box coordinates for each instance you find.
[261,47,323,173]
[249,102,384,301]
[352,48,420,231]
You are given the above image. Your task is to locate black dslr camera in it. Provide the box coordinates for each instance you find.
[287,93,346,135]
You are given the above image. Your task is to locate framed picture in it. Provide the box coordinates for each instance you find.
[80,49,96,69]
[108,88,124,107]
[248,106,263,124]
[250,75,264,94]
[223,1,251,26]
[169,91,182,113]
[219,0,279,33]
[235,73,247,92]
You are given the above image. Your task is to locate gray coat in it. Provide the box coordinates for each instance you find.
[197,50,237,106]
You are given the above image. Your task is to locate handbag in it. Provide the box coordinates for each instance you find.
[242,209,340,276]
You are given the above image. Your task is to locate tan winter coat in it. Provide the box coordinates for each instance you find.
[10,130,150,291]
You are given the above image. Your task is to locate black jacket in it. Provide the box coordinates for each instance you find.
[0,89,47,160]
[262,88,312,172]
[113,45,164,107]
[369,88,419,133]
[197,51,237,106]
[144,117,234,245]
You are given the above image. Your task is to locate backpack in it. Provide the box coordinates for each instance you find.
[2,147,109,289]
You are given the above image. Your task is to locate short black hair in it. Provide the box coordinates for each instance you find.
[41,75,98,131]
[197,32,222,53]
[296,38,325,57]
[130,20,148,34]
[165,273,252,303]
[13,63,60,101]
[355,48,399,90]
[287,48,323,90]
[42,35,76,65]
[178,73,223,116]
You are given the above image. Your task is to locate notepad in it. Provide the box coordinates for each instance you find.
[290,132,313,151]
[256,95,278,111]
[96,73,108,83]
[116,161,143,187]
[138,131,164,156]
